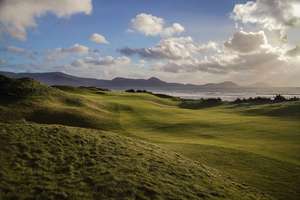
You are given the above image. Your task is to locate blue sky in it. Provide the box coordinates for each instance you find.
[0,0,300,86]
[2,0,245,54]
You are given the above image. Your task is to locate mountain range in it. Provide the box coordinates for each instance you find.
[0,71,242,90]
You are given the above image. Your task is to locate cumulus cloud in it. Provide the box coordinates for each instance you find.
[152,30,287,76]
[158,47,285,75]
[130,13,185,37]
[224,30,267,53]
[89,33,109,44]
[232,0,300,37]
[161,23,185,37]
[119,37,218,60]
[0,0,92,40]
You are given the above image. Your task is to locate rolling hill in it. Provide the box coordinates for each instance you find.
[0,75,299,200]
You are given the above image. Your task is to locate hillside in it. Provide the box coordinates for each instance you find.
[0,123,270,200]
[0,75,299,200]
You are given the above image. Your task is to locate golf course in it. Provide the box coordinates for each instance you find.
[0,76,299,200]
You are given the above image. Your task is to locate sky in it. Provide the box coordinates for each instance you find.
[0,0,300,86]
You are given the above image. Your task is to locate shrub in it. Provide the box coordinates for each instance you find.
[233,94,299,105]
[125,89,136,93]
[273,94,286,103]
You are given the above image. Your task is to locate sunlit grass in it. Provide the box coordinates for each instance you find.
[0,78,299,199]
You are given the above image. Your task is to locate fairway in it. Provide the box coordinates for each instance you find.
[92,91,300,200]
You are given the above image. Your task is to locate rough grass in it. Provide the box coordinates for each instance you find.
[0,123,270,200]
[0,76,299,200]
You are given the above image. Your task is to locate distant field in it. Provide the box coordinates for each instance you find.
[0,77,299,200]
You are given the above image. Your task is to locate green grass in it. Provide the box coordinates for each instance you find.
[0,76,299,199]
[0,123,270,200]
[115,99,300,200]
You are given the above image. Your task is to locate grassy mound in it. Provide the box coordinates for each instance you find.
[0,77,119,130]
[0,75,56,101]
[0,123,270,200]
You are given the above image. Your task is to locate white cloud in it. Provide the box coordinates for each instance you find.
[120,29,290,79]
[89,33,109,44]
[224,30,267,53]
[0,0,92,40]
[232,0,300,38]
[130,13,164,36]
[152,30,288,76]
[61,44,89,54]
[161,23,185,37]
[130,13,185,37]
[198,41,220,53]
[157,47,285,76]
[119,37,218,60]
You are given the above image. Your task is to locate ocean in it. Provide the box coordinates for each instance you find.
[152,87,300,101]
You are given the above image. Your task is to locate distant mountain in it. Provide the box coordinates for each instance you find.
[0,71,240,90]
[202,81,239,89]
[0,71,107,87]
[111,77,169,87]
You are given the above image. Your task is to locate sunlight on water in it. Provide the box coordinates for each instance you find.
[154,88,300,101]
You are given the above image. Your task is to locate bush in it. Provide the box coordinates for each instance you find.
[233,97,272,104]
[233,95,299,105]
[289,97,300,101]
[125,89,135,93]
[273,94,286,103]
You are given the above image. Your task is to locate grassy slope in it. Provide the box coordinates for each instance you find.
[0,77,299,199]
[113,95,300,200]
[0,123,271,200]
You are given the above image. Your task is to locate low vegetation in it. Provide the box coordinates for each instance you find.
[0,75,299,200]
[233,95,300,104]
[125,89,180,100]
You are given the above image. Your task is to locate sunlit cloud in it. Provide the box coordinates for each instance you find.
[130,13,185,37]
[90,33,109,44]
[0,0,92,40]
